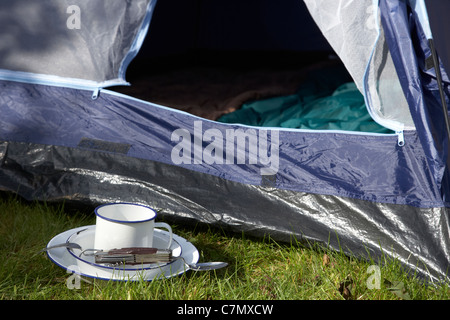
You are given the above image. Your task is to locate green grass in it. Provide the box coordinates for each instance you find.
[1,193,450,300]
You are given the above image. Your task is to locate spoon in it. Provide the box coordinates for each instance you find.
[175,257,228,271]
[41,242,82,252]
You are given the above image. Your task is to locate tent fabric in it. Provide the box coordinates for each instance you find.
[303,0,415,132]
[1,0,450,282]
[1,138,450,281]
[0,0,156,88]
[0,79,441,208]
[426,1,450,76]
[380,0,450,203]
[0,77,449,280]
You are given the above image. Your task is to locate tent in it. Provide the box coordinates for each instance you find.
[1,0,450,282]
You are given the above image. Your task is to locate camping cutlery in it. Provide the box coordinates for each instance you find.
[86,247,228,271]
[41,242,82,252]
[42,243,227,271]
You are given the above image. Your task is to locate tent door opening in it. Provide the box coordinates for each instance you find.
[109,0,393,135]
[111,50,392,134]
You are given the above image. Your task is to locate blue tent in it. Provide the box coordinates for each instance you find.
[1,0,450,281]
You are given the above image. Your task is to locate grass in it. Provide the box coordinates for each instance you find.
[1,192,450,300]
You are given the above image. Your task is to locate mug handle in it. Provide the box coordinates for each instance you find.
[154,222,173,249]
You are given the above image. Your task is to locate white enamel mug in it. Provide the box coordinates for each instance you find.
[93,203,172,251]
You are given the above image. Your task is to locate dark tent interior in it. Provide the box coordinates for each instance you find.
[111,0,449,134]
[110,0,363,126]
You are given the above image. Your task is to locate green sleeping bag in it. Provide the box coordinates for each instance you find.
[218,67,392,134]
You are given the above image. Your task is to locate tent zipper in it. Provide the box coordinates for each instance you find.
[103,88,405,140]
[396,130,404,146]
[92,88,100,100]
[0,69,129,92]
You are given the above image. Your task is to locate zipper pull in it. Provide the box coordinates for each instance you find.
[92,88,100,100]
[396,130,404,147]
